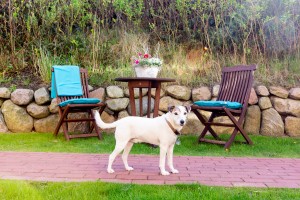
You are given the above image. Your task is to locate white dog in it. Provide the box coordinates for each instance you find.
[94,105,190,175]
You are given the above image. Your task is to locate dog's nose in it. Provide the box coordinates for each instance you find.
[180,120,185,125]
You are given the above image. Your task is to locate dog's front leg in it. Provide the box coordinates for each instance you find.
[167,144,179,174]
[159,145,170,175]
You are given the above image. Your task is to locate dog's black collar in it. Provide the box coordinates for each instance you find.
[165,118,181,135]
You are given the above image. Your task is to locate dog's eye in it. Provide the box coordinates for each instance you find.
[174,112,178,115]
[184,112,187,115]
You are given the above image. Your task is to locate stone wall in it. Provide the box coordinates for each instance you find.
[0,85,299,137]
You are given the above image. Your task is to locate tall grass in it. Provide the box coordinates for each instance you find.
[0,0,299,86]
[32,46,54,83]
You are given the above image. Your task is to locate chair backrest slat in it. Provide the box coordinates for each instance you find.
[226,71,238,101]
[238,71,251,103]
[232,71,241,102]
[234,70,246,102]
[216,65,256,104]
[80,68,90,98]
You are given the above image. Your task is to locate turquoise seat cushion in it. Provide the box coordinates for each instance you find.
[193,100,242,109]
[59,98,101,107]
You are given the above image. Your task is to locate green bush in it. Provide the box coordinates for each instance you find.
[0,0,299,86]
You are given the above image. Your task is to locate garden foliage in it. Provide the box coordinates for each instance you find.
[0,0,299,86]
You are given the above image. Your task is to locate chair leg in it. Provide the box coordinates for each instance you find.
[54,107,70,141]
[224,128,239,150]
[62,121,70,141]
[87,110,93,133]
[192,109,221,141]
[204,113,221,140]
[91,110,102,140]
[198,126,209,143]
[223,109,253,149]
[54,108,66,136]
[53,122,61,137]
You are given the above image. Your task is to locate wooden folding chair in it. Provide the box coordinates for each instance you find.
[191,64,257,149]
[52,66,106,141]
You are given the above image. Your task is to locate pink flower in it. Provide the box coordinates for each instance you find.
[144,54,149,58]
[135,60,139,64]
[138,53,142,57]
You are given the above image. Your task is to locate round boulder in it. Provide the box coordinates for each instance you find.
[255,85,269,96]
[90,87,106,101]
[192,87,211,102]
[166,85,191,101]
[34,87,51,105]
[159,96,187,112]
[289,88,300,100]
[244,105,261,135]
[0,111,8,133]
[269,86,288,99]
[285,116,300,137]
[0,87,11,98]
[106,86,124,98]
[1,100,33,132]
[34,114,60,133]
[49,98,59,113]
[27,102,50,119]
[260,108,284,136]
[106,98,129,111]
[127,96,154,116]
[11,89,34,106]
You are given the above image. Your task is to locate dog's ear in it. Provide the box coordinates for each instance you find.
[168,105,175,112]
[185,105,191,113]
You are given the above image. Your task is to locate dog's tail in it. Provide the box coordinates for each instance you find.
[94,110,117,129]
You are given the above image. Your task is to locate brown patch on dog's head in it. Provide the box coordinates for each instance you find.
[184,105,191,113]
[168,105,191,114]
[168,105,175,113]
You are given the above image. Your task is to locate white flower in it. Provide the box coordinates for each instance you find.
[133,54,163,67]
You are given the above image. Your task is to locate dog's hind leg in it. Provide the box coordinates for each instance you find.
[167,144,178,174]
[107,141,128,173]
[122,142,134,171]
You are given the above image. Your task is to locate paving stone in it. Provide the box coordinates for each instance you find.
[0,152,299,188]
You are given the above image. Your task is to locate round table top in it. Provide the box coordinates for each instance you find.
[115,77,176,82]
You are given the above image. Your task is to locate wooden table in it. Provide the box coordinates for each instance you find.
[115,77,175,118]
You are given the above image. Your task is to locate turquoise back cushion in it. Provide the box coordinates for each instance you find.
[59,98,101,107]
[193,100,242,109]
[51,65,83,98]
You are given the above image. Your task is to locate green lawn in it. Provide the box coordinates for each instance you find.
[0,132,299,158]
[1,180,300,200]
[0,132,299,200]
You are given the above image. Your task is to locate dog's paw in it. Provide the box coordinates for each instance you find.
[161,171,170,176]
[107,168,115,174]
[126,166,134,171]
[171,169,179,174]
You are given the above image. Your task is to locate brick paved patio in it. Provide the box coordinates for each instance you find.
[0,151,299,188]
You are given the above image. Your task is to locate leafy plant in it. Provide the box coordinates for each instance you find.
[9,84,17,92]
[32,46,54,84]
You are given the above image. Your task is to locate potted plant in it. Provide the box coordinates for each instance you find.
[132,46,163,78]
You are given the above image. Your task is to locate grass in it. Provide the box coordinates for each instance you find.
[1,179,300,200]
[0,132,299,199]
[0,132,299,158]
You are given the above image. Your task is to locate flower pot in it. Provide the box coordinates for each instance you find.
[134,65,160,78]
